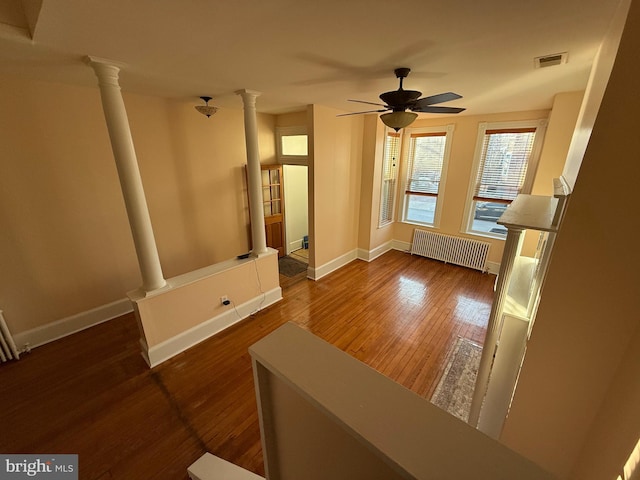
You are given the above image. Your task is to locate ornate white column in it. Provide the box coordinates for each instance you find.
[86,56,166,293]
[236,89,268,256]
[468,226,525,426]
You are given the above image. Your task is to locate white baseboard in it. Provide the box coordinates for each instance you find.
[486,261,500,275]
[287,238,303,255]
[392,239,411,253]
[307,249,357,281]
[357,240,394,262]
[13,298,133,351]
[144,287,283,368]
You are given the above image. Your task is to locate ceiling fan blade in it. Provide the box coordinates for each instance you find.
[337,109,389,117]
[348,99,388,107]
[412,105,466,114]
[413,92,463,108]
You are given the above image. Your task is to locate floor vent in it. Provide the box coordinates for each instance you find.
[0,310,20,363]
[411,229,490,272]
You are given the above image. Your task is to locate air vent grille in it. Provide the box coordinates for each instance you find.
[534,52,568,68]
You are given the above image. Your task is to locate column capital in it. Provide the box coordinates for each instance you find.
[235,89,262,108]
[84,56,126,87]
[235,89,262,98]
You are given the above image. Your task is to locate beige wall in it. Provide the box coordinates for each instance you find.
[0,74,275,335]
[275,110,308,128]
[532,92,584,196]
[500,1,639,477]
[308,105,363,269]
[562,0,631,190]
[569,321,640,480]
[357,114,394,253]
[390,109,551,264]
[521,91,584,257]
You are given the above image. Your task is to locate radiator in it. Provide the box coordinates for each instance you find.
[0,311,20,363]
[411,229,490,272]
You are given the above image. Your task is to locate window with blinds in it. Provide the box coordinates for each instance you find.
[466,121,546,238]
[473,128,536,203]
[379,131,400,227]
[401,127,453,226]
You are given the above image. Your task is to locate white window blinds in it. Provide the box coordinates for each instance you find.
[473,128,537,203]
[379,132,400,226]
[405,132,447,197]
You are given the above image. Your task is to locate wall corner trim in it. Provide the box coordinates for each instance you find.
[307,249,358,280]
[357,241,394,262]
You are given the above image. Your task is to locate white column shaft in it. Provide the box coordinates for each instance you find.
[468,227,524,426]
[237,89,268,256]
[87,58,166,292]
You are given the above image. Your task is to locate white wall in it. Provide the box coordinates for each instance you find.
[283,165,308,254]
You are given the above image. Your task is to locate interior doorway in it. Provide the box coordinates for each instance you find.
[282,164,308,256]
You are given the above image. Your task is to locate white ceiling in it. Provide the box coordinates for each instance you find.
[0,0,623,116]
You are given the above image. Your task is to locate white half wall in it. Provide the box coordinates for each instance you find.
[144,286,282,368]
[131,249,282,366]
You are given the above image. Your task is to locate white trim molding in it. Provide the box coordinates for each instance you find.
[143,287,282,368]
[486,261,501,275]
[13,298,134,351]
[392,239,411,253]
[357,241,394,262]
[307,249,358,280]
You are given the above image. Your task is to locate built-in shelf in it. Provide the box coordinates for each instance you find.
[504,256,537,319]
[471,179,571,436]
[498,194,559,232]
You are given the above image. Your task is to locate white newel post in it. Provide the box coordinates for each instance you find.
[236,89,268,256]
[468,226,525,426]
[86,56,166,293]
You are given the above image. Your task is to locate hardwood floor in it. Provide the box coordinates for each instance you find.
[0,250,494,479]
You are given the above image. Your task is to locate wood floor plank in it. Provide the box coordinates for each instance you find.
[0,250,494,479]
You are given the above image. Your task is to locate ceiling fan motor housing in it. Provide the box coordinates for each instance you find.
[379,89,422,109]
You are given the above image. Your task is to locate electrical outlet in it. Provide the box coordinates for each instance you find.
[220,295,229,306]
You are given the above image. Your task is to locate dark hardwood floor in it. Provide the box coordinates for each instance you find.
[0,250,494,479]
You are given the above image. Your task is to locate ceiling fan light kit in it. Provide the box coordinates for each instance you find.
[195,96,218,118]
[340,67,466,131]
[380,111,418,131]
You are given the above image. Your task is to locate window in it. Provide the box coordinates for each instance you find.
[401,125,454,227]
[276,126,308,164]
[379,130,400,227]
[465,120,547,238]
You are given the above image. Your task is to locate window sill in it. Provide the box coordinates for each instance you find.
[463,230,507,241]
[401,220,437,229]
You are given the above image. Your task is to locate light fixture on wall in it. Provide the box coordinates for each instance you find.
[380,111,418,132]
[195,96,218,118]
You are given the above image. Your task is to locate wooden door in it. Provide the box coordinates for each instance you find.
[261,165,285,257]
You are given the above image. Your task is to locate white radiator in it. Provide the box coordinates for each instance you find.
[411,229,490,272]
[0,310,20,363]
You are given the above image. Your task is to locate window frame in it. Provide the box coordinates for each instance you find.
[276,126,308,165]
[378,129,401,228]
[462,119,548,239]
[399,124,455,228]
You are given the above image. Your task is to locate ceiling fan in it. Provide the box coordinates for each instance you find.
[339,67,465,131]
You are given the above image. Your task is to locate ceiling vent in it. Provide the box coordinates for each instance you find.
[534,52,568,68]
